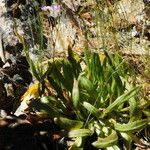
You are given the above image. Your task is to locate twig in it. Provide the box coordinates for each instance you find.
[0,32,5,63]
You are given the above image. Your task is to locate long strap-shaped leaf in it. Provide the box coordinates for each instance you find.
[67,129,93,138]
[114,119,149,132]
[54,117,83,130]
[72,79,80,108]
[92,130,118,148]
[82,102,100,118]
[103,86,141,116]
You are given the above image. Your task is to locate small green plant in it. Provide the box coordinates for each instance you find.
[28,47,149,150]
[15,1,149,149]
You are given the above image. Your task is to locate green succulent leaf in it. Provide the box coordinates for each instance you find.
[82,101,100,117]
[40,96,67,112]
[67,46,82,78]
[29,100,57,117]
[68,129,93,138]
[120,132,132,149]
[72,79,80,108]
[111,77,117,94]
[69,137,84,149]
[54,117,84,130]
[106,145,121,150]
[103,86,141,115]
[62,60,74,91]
[51,64,69,89]
[114,119,149,132]
[29,59,41,80]
[47,76,65,100]
[92,130,118,148]
[120,132,132,142]
[142,109,150,117]
[129,97,138,121]
[90,53,104,82]
[78,76,94,92]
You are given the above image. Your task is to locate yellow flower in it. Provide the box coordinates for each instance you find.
[20,82,40,102]
[99,53,106,65]
[15,80,51,116]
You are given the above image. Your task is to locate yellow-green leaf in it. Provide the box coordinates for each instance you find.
[78,76,94,92]
[83,102,100,117]
[92,130,118,148]
[114,119,149,132]
[68,129,93,138]
[54,117,83,130]
[104,86,141,115]
[72,79,80,108]
[120,132,132,142]
[106,145,120,150]
[142,109,150,117]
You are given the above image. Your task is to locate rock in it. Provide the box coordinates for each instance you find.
[111,0,145,28]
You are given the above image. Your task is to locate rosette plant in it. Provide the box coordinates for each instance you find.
[28,47,149,150]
